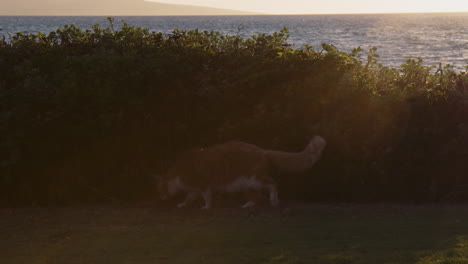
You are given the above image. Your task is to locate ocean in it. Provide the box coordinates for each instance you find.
[1,13,467,70]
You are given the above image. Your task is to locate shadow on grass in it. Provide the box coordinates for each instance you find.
[416,235,468,264]
[2,205,468,264]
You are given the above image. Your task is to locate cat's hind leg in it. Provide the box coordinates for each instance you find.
[268,184,279,207]
[177,192,199,208]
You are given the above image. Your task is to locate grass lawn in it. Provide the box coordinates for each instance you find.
[2,203,468,264]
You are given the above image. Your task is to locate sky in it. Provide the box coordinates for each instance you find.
[151,0,468,14]
[1,0,256,16]
[2,0,468,15]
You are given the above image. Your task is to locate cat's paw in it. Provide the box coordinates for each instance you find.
[270,199,279,207]
[200,205,211,210]
[241,201,256,208]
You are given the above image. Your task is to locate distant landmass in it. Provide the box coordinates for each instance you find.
[1,0,259,16]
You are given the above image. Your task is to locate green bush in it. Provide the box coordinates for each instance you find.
[1,19,468,205]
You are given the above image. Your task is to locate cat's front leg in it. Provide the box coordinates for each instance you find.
[200,189,212,210]
[241,190,259,208]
